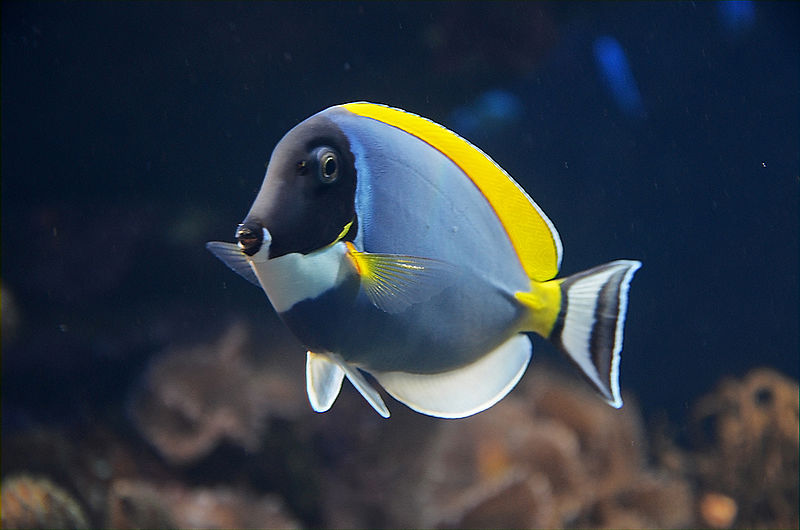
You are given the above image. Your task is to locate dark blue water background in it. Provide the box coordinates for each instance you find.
[2,2,798,432]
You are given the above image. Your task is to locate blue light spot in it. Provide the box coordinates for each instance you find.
[718,0,755,34]
[476,89,523,122]
[449,89,523,136]
[593,36,646,119]
[449,107,481,136]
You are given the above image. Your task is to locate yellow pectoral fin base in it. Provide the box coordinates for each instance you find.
[345,242,455,314]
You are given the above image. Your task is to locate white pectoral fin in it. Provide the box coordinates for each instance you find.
[373,335,532,419]
[306,351,345,412]
[346,244,455,314]
[205,241,260,287]
[555,260,642,408]
[306,351,390,418]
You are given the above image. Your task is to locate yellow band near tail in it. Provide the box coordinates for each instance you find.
[515,280,563,337]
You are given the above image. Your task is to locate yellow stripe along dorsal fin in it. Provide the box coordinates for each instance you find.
[341,102,563,281]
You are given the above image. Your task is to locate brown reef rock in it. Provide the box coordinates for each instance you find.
[107,479,299,529]
[1,474,90,530]
[690,368,799,529]
[130,321,304,464]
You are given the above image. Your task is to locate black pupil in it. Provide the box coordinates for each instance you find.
[323,156,336,177]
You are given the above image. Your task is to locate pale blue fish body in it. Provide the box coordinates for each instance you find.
[206,102,641,418]
[280,107,528,373]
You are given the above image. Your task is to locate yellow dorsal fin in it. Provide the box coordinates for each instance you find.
[341,102,563,281]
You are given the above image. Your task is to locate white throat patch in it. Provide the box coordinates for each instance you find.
[249,239,352,314]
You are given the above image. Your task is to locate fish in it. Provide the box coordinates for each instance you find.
[593,36,646,119]
[207,102,642,419]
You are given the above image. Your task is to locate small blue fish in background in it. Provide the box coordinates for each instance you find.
[593,36,646,120]
[449,88,524,138]
[207,102,641,418]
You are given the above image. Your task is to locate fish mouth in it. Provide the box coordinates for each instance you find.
[235,222,271,256]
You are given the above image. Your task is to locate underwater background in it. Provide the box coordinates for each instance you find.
[2,2,797,528]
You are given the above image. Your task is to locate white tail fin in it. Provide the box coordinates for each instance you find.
[550,260,641,408]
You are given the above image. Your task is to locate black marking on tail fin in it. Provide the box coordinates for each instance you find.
[589,267,628,396]
[549,260,641,407]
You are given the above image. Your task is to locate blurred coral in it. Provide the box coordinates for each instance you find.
[1,474,89,530]
[699,492,738,529]
[129,321,304,464]
[107,479,300,529]
[1,424,305,529]
[315,367,692,529]
[5,346,798,530]
[414,370,692,529]
[1,425,175,527]
[690,368,799,529]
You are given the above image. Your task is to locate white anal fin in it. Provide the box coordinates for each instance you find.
[554,260,642,408]
[372,334,532,419]
[206,241,260,287]
[306,351,345,412]
[306,351,390,418]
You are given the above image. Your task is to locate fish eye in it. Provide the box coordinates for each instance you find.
[317,149,339,184]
